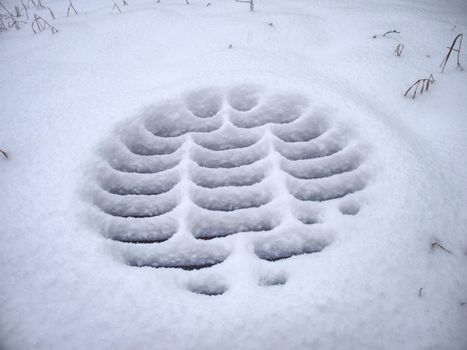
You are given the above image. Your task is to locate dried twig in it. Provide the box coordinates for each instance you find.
[373,29,400,38]
[404,74,434,99]
[394,43,404,56]
[31,13,58,34]
[235,0,254,12]
[7,15,26,30]
[67,0,78,16]
[431,241,452,254]
[0,18,7,32]
[112,1,122,13]
[0,2,14,17]
[36,0,45,9]
[21,0,29,20]
[46,6,55,19]
[27,0,37,9]
[440,33,463,73]
[418,288,423,297]
[383,29,400,37]
[0,149,8,158]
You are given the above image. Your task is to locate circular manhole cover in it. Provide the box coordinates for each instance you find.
[84,85,370,295]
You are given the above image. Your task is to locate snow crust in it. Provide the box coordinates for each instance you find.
[1,0,467,349]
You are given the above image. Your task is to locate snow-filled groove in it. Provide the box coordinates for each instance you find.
[85,86,372,278]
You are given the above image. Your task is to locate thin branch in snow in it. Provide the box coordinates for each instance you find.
[112,1,122,13]
[0,18,7,32]
[431,241,452,254]
[440,33,463,73]
[46,6,55,19]
[418,288,423,297]
[235,0,254,12]
[21,0,29,19]
[31,13,58,34]
[394,43,404,56]
[27,0,37,9]
[7,15,26,30]
[0,3,14,17]
[373,29,400,39]
[404,74,434,99]
[123,0,128,6]
[15,6,21,17]
[67,0,78,16]
[0,149,8,158]
[36,0,45,10]
[206,2,211,6]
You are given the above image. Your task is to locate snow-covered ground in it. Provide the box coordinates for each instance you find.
[1,0,467,349]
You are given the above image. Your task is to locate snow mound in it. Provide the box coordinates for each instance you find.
[83,85,372,294]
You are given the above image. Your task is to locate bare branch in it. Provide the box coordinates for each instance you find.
[235,0,254,12]
[21,0,29,19]
[373,29,400,39]
[404,74,434,99]
[112,1,122,13]
[440,33,463,73]
[67,0,78,16]
[431,241,452,254]
[31,13,58,34]
[0,149,8,158]
[0,3,14,17]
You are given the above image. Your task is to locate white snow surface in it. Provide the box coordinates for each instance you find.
[1,0,467,349]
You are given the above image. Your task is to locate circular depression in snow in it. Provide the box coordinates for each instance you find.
[85,85,371,295]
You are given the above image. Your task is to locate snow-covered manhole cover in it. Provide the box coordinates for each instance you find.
[85,85,371,295]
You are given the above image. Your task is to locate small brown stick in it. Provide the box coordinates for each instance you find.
[404,74,434,99]
[112,1,122,13]
[395,44,404,56]
[431,241,452,254]
[67,0,78,16]
[440,33,463,73]
[418,288,423,297]
[0,149,8,158]
[31,13,58,34]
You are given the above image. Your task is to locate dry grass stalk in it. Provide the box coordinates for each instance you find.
[112,1,122,13]
[404,74,434,99]
[440,33,463,73]
[235,0,254,12]
[21,0,29,19]
[0,149,8,158]
[32,13,58,34]
[67,0,78,16]
[431,241,452,254]
[395,44,404,56]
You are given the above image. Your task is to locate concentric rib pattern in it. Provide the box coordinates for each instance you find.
[85,85,372,277]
